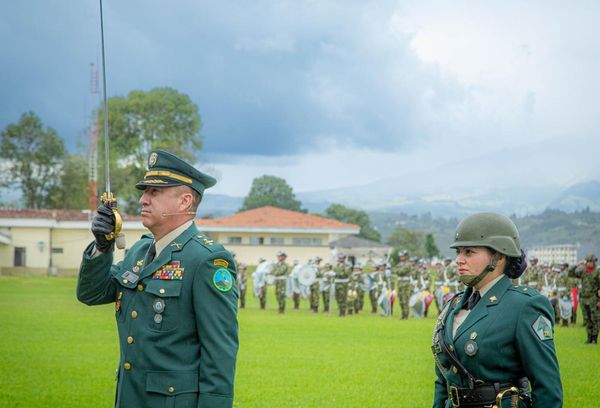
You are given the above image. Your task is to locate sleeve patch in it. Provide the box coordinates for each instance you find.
[532,315,553,341]
[213,268,234,292]
[214,259,229,268]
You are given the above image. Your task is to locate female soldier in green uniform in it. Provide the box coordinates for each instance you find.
[432,212,562,407]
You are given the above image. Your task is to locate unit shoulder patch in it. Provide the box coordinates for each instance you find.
[213,268,234,292]
[532,315,553,341]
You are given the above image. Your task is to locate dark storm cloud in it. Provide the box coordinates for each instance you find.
[0,1,451,156]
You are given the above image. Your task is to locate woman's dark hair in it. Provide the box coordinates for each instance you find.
[504,249,528,278]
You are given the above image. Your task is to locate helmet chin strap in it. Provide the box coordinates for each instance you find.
[459,253,502,287]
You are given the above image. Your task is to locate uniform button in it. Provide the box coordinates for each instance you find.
[127,336,134,344]
[448,345,454,352]
[137,284,144,291]
[452,366,458,374]
[124,362,132,370]
[159,288,165,294]
[131,310,138,319]
[168,386,175,393]
[123,279,129,284]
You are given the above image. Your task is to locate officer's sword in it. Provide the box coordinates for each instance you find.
[98,0,125,249]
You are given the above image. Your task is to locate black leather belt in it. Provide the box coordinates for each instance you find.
[448,382,514,407]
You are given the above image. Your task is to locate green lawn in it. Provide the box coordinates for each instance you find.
[0,276,597,407]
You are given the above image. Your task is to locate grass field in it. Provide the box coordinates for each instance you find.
[0,276,598,407]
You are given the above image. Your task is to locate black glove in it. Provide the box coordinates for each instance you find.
[92,203,116,253]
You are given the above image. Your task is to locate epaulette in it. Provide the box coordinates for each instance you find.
[509,285,536,297]
[192,233,223,253]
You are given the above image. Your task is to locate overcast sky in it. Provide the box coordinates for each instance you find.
[1,1,599,198]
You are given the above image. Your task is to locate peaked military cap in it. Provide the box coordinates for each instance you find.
[136,150,216,195]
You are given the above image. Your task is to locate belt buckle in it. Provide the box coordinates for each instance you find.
[448,385,460,407]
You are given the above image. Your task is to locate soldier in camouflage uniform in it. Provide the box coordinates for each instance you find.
[238,263,248,309]
[309,256,322,312]
[334,253,351,317]
[348,263,364,315]
[522,256,543,291]
[394,251,412,319]
[569,253,600,344]
[291,259,303,310]
[321,262,335,312]
[368,263,383,313]
[256,257,268,310]
[555,261,572,327]
[567,261,581,325]
[273,251,290,314]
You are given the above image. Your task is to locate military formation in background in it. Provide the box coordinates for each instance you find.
[239,249,600,343]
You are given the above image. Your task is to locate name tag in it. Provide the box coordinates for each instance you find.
[121,271,139,284]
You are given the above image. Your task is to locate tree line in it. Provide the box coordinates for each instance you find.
[1,86,440,258]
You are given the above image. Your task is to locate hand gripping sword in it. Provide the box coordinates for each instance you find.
[99,0,125,249]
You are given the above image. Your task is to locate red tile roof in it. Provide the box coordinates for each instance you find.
[197,206,359,231]
[0,208,142,221]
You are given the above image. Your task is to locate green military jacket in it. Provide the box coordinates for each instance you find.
[432,276,562,407]
[77,224,239,408]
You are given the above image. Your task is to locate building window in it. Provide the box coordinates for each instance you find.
[51,247,64,254]
[270,237,284,245]
[249,236,264,245]
[228,237,242,244]
[14,247,26,267]
[292,238,322,246]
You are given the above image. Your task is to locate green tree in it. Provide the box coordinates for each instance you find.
[424,233,440,259]
[240,175,304,212]
[48,153,90,210]
[0,112,66,208]
[324,204,381,242]
[97,87,202,212]
[386,226,423,255]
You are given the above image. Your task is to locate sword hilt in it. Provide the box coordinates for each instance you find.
[100,191,125,249]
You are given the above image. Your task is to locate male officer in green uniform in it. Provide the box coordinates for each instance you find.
[77,150,238,408]
[432,213,562,407]
[273,251,290,313]
[569,253,600,344]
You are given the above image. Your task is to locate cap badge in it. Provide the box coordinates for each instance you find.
[149,152,158,167]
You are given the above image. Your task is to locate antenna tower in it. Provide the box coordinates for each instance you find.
[88,62,100,211]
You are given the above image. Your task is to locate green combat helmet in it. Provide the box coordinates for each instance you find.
[585,253,598,263]
[450,212,522,287]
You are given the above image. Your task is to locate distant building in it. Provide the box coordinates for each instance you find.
[526,244,579,266]
[0,206,361,275]
[198,206,360,265]
[0,208,145,276]
[328,236,391,267]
